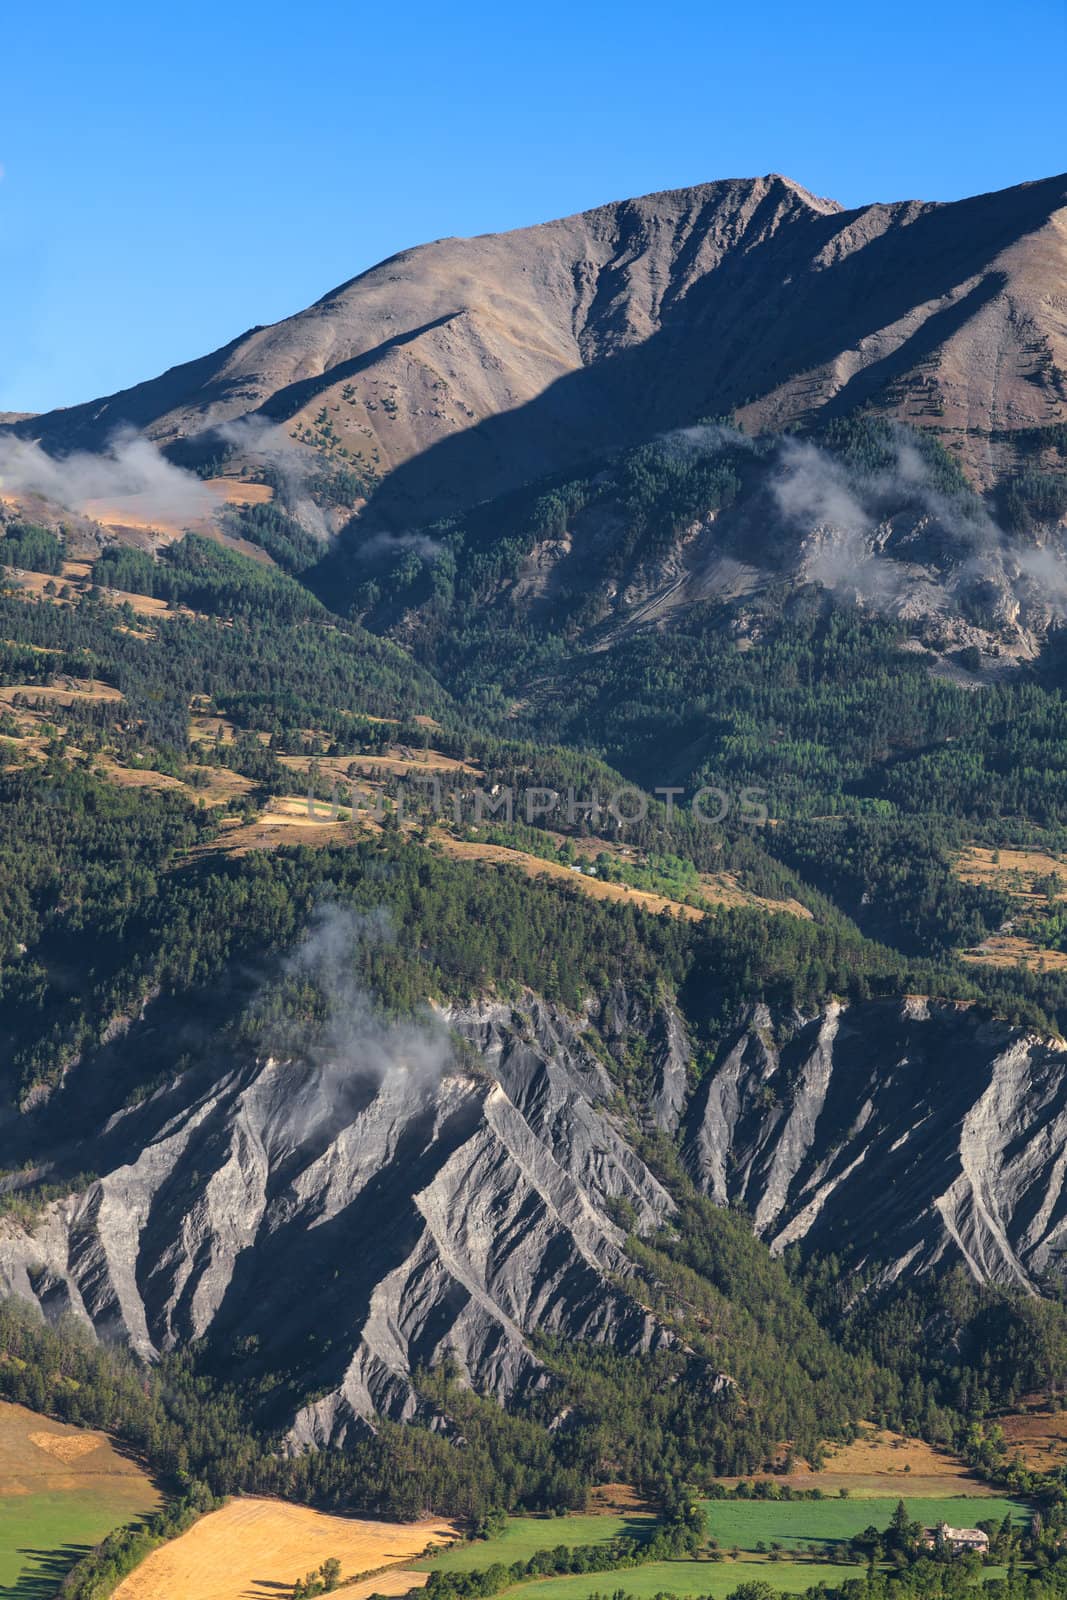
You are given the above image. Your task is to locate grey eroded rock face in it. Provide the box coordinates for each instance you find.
[0,995,675,1444]
[682,997,1067,1289]
[4,987,1067,1438]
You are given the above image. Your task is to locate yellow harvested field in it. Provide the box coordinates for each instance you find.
[190,713,271,745]
[191,802,807,933]
[112,1497,457,1600]
[588,1482,653,1515]
[100,586,175,617]
[437,839,809,923]
[193,811,345,858]
[187,766,256,806]
[94,760,188,792]
[0,1400,160,1593]
[100,761,255,805]
[28,1429,105,1464]
[956,846,1067,971]
[1,560,187,622]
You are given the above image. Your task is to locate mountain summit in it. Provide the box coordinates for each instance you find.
[7,172,1067,519]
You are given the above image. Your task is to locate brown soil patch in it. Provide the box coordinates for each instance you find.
[1001,1403,1067,1470]
[587,1483,653,1515]
[112,1497,457,1600]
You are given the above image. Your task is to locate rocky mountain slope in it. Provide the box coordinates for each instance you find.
[0,997,677,1445]
[681,998,1067,1290]
[7,172,1066,520]
[3,987,1066,1437]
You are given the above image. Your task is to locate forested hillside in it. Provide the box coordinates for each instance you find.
[1,168,1067,1596]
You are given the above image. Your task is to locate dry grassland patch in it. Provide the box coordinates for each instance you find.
[1001,1403,1067,1470]
[961,935,1067,972]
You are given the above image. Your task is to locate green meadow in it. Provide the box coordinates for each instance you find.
[415,1514,654,1572]
[415,1497,1034,1600]
[701,1496,1030,1553]
[0,1482,155,1598]
[498,1559,860,1600]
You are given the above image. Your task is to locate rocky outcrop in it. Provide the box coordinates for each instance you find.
[0,996,674,1444]
[682,997,1067,1290]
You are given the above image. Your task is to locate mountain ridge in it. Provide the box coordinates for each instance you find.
[7,171,1065,520]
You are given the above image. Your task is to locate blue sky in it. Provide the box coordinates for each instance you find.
[1,0,1063,414]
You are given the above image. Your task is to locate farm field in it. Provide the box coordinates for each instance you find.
[414,1513,653,1573]
[701,1495,1029,1552]
[498,1558,860,1600]
[0,1399,160,1598]
[112,1497,457,1600]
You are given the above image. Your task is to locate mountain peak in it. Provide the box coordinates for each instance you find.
[760,172,843,213]
[6,172,1064,513]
